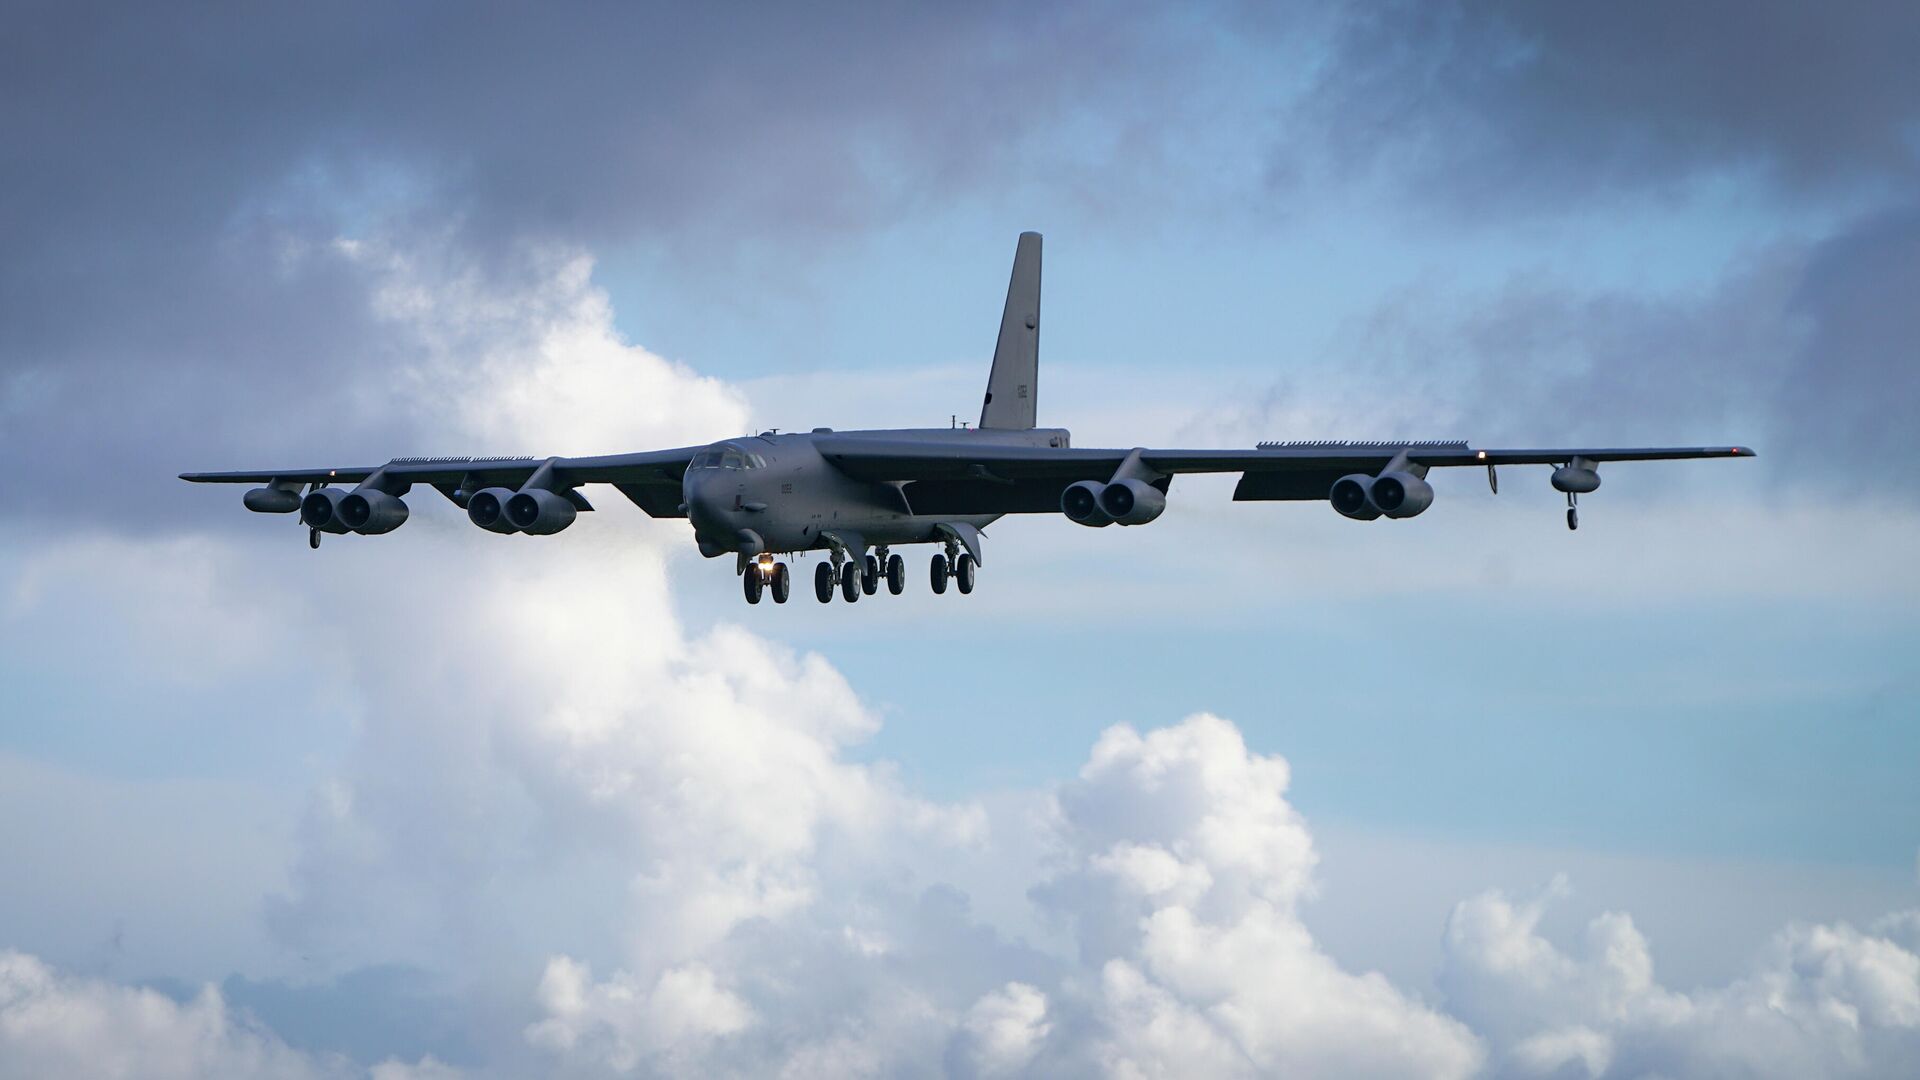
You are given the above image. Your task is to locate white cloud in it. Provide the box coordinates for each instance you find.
[960,982,1051,1075]
[525,958,752,1073]
[1041,715,1485,1079]
[1441,884,1920,1078]
[369,1058,464,1080]
[8,236,1920,1080]
[0,950,335,1080]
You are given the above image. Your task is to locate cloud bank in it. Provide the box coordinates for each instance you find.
[4,244,1914,1078]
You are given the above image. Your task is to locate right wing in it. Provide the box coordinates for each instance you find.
[179,447,704,517]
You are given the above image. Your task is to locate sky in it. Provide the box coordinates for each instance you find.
[2,2,1918,1077]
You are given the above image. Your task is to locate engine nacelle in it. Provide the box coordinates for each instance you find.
[243,486,302,514]
[338,489,410,534]
[1370,471,1434,519]
[1329,474,1382,521]
[506,488,578,535]
[1551,466,1601,494]
[1061,480,1113,527]
[466,487,521,534]
[1099,478,1166,525]
[300,488,354,534]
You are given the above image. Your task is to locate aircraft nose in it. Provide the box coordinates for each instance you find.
[684,472,733,528]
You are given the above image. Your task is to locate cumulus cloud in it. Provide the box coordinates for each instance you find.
[160,241,1476,1078]
[958,982,1051,1076]
[1441,882,1920,1078]
[0,948,422,1079]
[525,959,752,1073]
[1038,717,1484,1079]
[1,227,1909,1079]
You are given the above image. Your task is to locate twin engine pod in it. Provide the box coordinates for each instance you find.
[1061,478,1166,527]
[300,488,411,535]
[466,487,577,535]
[1330,471,1434,521]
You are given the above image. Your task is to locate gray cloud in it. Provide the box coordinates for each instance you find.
[1357,207,1920,494]
[1,1,1264,531]
[1307,1,1920,204]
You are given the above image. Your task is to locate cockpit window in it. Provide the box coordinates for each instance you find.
[692,444,761,470]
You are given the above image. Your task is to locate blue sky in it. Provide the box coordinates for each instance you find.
[2,4,1918,1077]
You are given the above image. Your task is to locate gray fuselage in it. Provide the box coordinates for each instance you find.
[683,426,1070,558]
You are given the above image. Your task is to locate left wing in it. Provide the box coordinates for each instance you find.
[813,436,1754,514]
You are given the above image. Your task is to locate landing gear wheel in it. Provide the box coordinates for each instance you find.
[815,562,836,603]
[840,561,861,602]
[309,528,321,550]
[1567,507,1579,531]
[743,568,764,604]
[930,553,949,594]
[885,553,906,595]
[861,554,879,595]
[955,553,977,595]
[770,562,791,604]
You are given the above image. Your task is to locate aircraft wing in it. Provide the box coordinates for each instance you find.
[814,437,1754,510]
[179,447,703,517]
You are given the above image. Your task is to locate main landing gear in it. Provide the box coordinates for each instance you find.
[812,553,867,604]
[743,555,791,605]
[810,544,961,604]
[929,544,975,596]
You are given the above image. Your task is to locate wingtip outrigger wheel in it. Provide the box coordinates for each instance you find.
[309,527,321,549]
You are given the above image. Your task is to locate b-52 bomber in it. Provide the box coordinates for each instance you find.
[183,233,1754,606]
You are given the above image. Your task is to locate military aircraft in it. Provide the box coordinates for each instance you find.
[182,232,1754,605]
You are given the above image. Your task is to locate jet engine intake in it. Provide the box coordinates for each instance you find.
[1370,471,1434,519]
[1329,474,1382,521]
[338,489,410,534]
[1098,478,1165,525]
[300,488,354,534]
[1061,480,1113,527]
[466,487,521,534]
[506,488,578,535]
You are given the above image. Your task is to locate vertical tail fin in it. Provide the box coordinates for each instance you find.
[980,231,1041,430]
